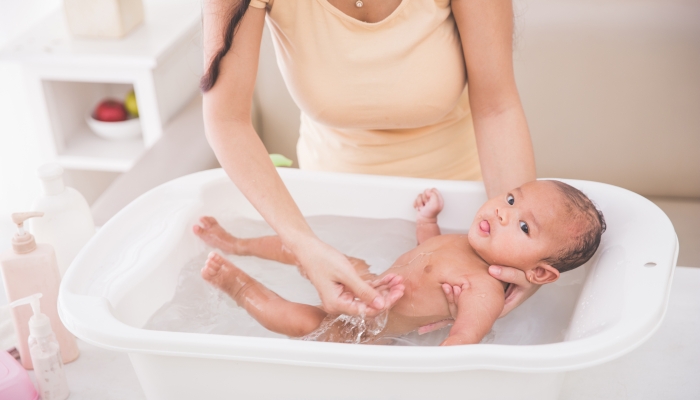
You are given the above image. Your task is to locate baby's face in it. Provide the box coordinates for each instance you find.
[468,181,575,272]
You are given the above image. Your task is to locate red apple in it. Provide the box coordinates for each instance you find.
[93,99,127,122]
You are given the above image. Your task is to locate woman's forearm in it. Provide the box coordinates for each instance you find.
[200,3,314,251]
[472,102,536,198]
[202,110,315,250]
[452,0,536,198]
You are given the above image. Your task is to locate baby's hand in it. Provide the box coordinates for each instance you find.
[370,274,405,310]
[414,188,444,220]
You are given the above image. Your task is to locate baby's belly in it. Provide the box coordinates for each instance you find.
[382,312,451,337]
[383,288,452,336]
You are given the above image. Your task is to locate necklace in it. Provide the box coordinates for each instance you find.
[355,0,363,7]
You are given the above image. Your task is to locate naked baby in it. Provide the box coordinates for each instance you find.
[193,180,606,346]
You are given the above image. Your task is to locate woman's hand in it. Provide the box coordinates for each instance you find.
[442,266,541,318]
[488,265,540,317]
[292,237,402,317]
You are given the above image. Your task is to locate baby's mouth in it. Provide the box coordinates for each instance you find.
[479,220,490,235]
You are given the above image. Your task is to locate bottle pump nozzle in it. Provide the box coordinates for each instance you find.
[11,293,53,338]
[10,212,43,254]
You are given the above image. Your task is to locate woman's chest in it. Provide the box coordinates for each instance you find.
[326,0,403,23]
[266,0,467,129]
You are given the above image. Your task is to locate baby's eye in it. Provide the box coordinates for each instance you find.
[520,221,529,234]
[506,194,514,205]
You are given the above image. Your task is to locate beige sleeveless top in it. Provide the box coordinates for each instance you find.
[251,0,481,180]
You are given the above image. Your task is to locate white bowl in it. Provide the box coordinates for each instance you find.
[86,114,141,141]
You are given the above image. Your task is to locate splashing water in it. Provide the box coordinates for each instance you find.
[301,311,389,344]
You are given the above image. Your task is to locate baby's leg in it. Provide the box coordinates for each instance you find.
[194,217,375,277]
[203,252,327,337]
[194,216,297,265]
[413,189,443,244]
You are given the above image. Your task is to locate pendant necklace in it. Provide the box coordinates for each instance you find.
[356,1,363,7]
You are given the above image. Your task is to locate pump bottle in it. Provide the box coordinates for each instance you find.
[0,212,80,369]
[29,162,95,276]
[11,293,70,400]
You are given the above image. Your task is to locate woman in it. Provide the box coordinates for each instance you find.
[200,0,538,317]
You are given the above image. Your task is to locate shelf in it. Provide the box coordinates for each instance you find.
[1,0,202,174]
[58,127,145,172]
[0,0,201,69]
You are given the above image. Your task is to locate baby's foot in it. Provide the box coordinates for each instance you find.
[193,216,241,254]
[413,188,444,222]
[202,251,251,303]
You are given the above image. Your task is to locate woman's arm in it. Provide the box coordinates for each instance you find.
[452,0,536,198]
[201,1,387,315]
[452,0,540,314]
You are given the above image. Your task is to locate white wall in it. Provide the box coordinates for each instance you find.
[254,25,302,166]
[0,0,61,247]
[514,0,700,198]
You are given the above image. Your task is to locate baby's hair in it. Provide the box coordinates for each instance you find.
[543,181,606,273]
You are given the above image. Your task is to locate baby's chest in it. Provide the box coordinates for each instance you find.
[393,252,486,311]
[390,266,460,317]
[390,282,450,319]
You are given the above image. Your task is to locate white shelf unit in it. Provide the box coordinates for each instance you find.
[41,80,144,171]
[1,0,203,172]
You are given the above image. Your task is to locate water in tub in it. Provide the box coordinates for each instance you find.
[144,216,587,346]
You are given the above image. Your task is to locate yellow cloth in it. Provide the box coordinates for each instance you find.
[256,0,480,180]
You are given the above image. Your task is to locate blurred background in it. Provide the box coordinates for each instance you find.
[0,0,698,265]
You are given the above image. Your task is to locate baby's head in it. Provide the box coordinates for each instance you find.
[468,180,606,285]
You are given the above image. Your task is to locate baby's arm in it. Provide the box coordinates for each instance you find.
[414,189,444,244]
[440,275,505,346]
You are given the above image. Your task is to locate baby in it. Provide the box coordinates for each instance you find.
[193,180,606,346]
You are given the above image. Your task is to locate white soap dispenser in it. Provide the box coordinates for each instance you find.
[10,293,70,400]
[29,162,96,276]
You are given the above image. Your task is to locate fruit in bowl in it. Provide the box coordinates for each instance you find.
[124,91,139,117]
[87,98,141,140]
[93,99,128,122]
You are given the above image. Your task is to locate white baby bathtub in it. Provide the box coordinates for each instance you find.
[59,168,677,400]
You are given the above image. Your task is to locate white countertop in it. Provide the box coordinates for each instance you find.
[15,267,699,399]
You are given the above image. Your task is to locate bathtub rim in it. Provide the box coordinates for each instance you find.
[58,168,678,374]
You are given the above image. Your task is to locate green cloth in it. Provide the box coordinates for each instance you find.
[270,154,293,167]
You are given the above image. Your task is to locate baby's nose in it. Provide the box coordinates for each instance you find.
[496,207,510,224]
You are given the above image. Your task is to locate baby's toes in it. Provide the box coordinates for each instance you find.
[200,216,217,229]
[208,251,225,265]
[202,252,224,277]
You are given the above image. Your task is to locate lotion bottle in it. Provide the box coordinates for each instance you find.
[11,293,70,400]
[29,163,95,277]
[0,212,80,369]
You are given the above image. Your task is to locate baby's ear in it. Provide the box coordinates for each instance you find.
[528,264,560,285]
